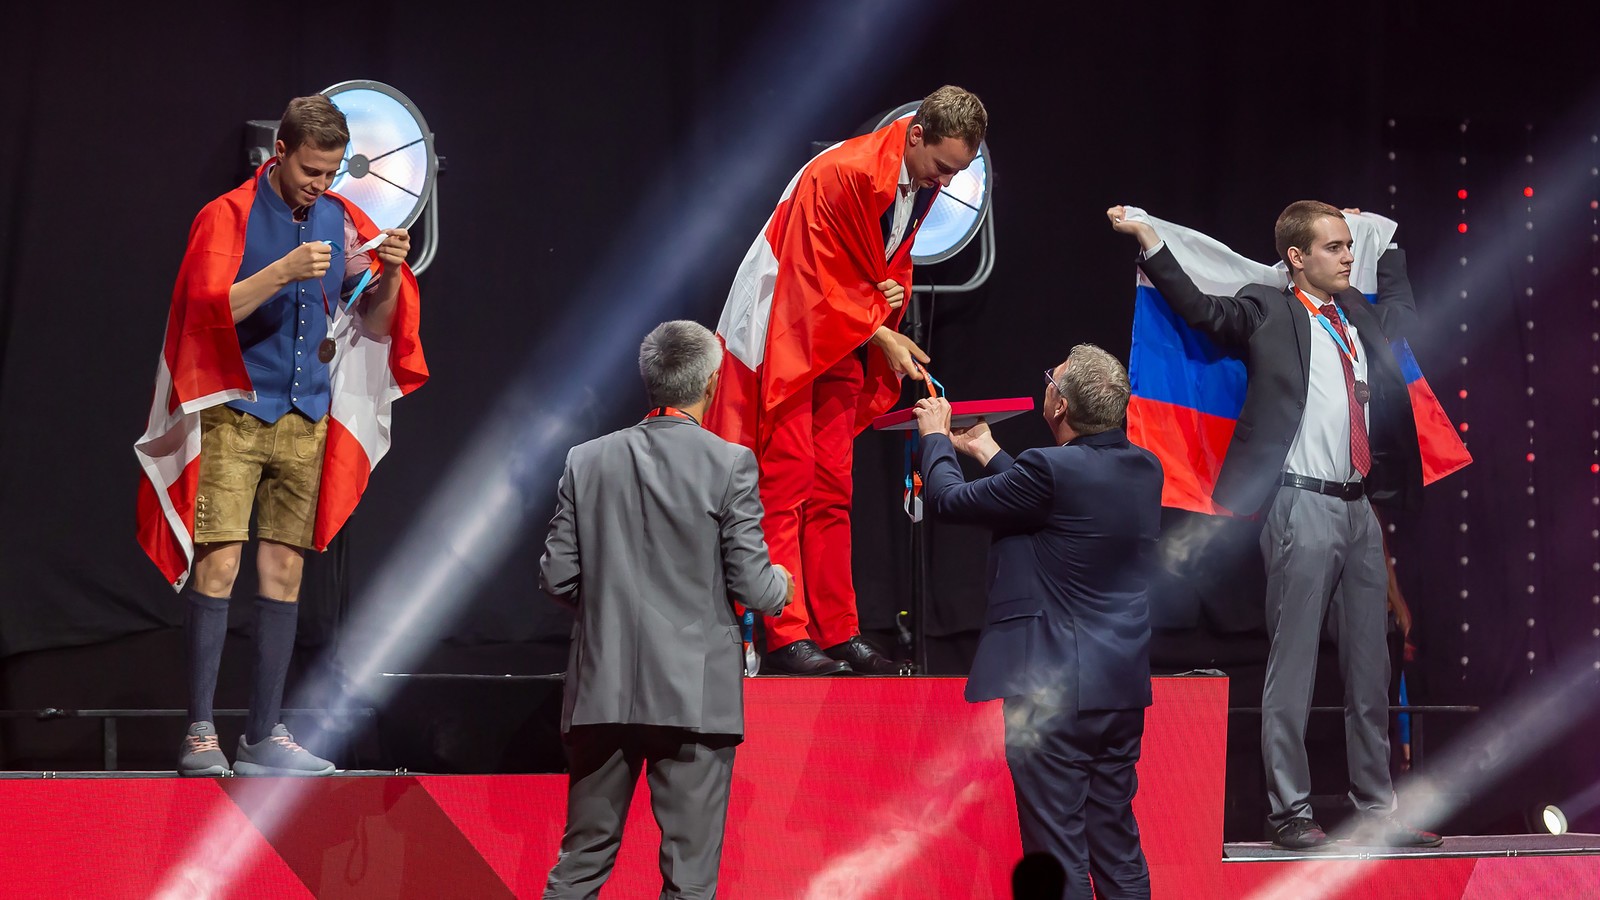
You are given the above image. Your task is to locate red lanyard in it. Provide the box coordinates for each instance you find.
[646,407,700,425]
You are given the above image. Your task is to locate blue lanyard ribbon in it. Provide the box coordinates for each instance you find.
[1314,308,1357,361]
[741,608,759,676]
[900,365,943,522]
[902,431,922,521]
[311,238,377,318]
[342,267,376,313]
[1293,286,1359,363]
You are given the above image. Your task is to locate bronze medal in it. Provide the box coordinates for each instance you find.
[1353,379,1370,405]
[318,338,336,364]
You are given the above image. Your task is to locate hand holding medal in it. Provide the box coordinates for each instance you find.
[314,230,407,364]
[372,228,410,269]
[275,241,341,363]
[279,240,332,282]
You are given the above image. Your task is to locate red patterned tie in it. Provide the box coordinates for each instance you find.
[1320,303,1371,477]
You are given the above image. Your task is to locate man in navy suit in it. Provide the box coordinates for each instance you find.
[913,344,1162,900]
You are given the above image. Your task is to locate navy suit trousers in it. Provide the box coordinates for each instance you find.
[1003,696,1150,900]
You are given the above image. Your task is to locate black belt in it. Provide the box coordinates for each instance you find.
[1280,472,1364,500]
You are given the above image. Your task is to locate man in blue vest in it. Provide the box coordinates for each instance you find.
[173,95,411,777]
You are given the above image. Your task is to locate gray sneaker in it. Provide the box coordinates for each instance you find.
[178,721,230,777]
[234,724,336,776]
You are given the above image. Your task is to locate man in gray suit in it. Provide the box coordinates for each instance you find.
[540,320,794,900]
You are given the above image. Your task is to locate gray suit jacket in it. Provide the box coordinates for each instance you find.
[540,415,788,737]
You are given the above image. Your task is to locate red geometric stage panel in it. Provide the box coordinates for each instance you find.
[0,677,1593,898]
[424,677,1035,897]
[0,779,311,899]
[223,776,518,899]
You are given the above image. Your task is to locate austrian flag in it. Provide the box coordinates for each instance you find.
[133,162,427,590]
[707,117,927,450]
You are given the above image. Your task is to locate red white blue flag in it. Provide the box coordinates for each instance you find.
[133,161,428,589]
[1122,207,1470,515]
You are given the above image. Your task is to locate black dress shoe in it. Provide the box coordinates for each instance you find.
[822,636,905,675]
[1272,816,1333,851]
[1359,813,1443,848]
[763,639,852,676]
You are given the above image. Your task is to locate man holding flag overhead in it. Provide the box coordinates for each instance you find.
[706,85,987,676]
[1107,202,1446,851]
[135,95,426,778]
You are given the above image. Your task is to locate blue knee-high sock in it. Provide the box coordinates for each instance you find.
[184,587,230,725]
[246,595,299,744]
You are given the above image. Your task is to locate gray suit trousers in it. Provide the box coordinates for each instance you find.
[544,725,738,900]
[1259,487,1394,830]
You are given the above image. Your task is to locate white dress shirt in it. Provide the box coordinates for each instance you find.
[1285,296,1369,482]
[884,162,916,260]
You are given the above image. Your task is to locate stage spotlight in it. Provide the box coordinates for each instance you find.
[243,81,442,274]
[323,80,440,274]
[320,82,436,229]
[856,102,994,292]
[1532,803,1569,835]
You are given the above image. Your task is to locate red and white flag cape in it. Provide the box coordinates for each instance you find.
[706,117,930,451]
[134,161,427,590]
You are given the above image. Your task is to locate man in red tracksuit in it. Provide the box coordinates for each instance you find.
[706,85,988,675]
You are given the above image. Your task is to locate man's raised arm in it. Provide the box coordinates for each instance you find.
[1107,205,1264,348]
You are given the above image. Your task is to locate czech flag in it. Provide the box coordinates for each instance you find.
[1122,208,1470,515]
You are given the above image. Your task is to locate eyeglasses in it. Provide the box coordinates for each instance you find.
[1044,368,1059,393]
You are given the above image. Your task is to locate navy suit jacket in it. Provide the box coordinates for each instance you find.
[921,428,1163,710]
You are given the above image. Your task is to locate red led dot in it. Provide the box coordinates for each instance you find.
[1591,463,1598,473]
[1524,186,1535,197]
[1458,189,1469,200]
[1459,422,1469,432]
[1591,200,1598,210]
[1527,452,1537,462]
[1458,389,1468,399]
[1458,223,1469,233]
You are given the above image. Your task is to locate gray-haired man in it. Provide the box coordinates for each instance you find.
[541,320,794,899]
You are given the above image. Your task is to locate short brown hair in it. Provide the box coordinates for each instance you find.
[1057,344,1129,436]
[278,95,350,154]
[912,85,987,151]
[1274,200,1343,267]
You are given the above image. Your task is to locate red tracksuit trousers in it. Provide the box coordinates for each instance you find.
[758,354,864,650]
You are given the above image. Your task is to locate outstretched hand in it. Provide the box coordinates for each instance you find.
[279,241,331,282]
[951,418,990,454]
[953,418,1002,465]
[1105,206,1160,251]
[873,327,930,379]
[375,228,411,268]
